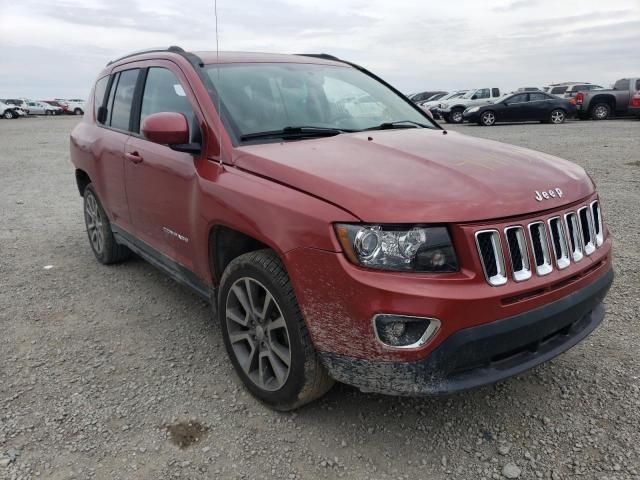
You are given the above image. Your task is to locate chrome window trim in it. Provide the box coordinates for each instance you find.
[548,217,570,269]
[527,221,553,276]
[504,225,532,282]
[475,230,508,286]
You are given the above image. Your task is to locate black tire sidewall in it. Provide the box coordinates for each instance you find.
[481,111,494,126]
[83,185,114,264]
[450,108,464,123]
[218,256,309,409]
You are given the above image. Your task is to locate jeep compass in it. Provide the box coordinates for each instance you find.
[70,46,613,410]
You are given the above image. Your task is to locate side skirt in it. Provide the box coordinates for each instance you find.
[111,225,213,303]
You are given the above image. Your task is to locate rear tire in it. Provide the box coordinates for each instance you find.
[74,108,83,115]
[218,249,334,411]
[83,184,131,264]
[590,103,610,120]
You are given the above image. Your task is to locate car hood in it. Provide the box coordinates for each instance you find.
[233,129,594,223]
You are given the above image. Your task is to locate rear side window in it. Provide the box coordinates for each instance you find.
[110,69,140,131]
[139,67,198,141]
[636,79,640,90]
[93,76,109,120]
[551,86,568,94]
[529,93,547,101]
[492,88,500,97]
[613,79,629,90]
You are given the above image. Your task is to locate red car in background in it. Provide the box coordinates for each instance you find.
[70,47,613,410]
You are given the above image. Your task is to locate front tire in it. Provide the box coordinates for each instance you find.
[590,103,610,120]
[447,108,464,124]
[479,111,496,126]
[74,108,84,115]
[218,250,334,411]
[83,184,131,264]
[549,109,566,124]
[3,110,16,119]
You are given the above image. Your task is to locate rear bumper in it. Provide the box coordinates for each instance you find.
[319,268,613,396]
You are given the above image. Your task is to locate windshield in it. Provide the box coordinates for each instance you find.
[441,91,466,101]
[205,63,435,140]
[461,90,477,99]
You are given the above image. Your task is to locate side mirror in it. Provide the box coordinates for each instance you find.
[142,112,190,146]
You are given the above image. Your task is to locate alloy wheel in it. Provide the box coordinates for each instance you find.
[593,105,608,120]
[481,112,495,126]
[225,277,291,392]
[84,192,104,255]
[451,111,463,123]
[550,110,565,124]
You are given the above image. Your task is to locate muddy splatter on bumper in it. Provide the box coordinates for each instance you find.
[319,268,612,395]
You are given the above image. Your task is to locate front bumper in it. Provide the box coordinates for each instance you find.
[319,268,613,395]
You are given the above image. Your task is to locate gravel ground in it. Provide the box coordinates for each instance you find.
[1,116,639,480]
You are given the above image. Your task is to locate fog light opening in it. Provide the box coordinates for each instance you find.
[373,315,440,349]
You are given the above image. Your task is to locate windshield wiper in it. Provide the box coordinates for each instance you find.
[364,120,429,131]
[241,126,354,141]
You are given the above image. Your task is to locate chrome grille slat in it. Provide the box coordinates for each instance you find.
[475,230,507,286]
[565,212,584,262]
[548,217,570,269]
[591,201,603,247]
[528,222,553,276]
[505,226,531,282]
[475,202,604,286]
[578,206,596,255]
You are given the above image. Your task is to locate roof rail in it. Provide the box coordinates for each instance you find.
[107,46,186,66]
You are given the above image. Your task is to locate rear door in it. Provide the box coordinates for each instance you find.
[92,68,141,227]
[123,61,204,272]
[528,92,551,120]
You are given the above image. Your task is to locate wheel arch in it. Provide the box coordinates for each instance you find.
[75,169,92,196]
[589,94,616,110]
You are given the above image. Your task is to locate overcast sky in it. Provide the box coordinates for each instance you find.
[1,0,638,99]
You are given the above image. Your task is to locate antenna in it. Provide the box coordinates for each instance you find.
[214,0,223,167]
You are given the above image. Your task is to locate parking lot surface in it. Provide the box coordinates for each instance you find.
[1,116,639,480]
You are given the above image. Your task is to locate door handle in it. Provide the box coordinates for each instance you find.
[125,151,143,164]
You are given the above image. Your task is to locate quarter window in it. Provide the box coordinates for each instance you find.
[93,76,109,121]
[110,69,140,131]
[492,88,500,97]
[139,67,198,141]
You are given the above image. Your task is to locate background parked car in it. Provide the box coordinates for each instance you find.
[3,98,30,112]
[516,87,541,92]
[563,83,603,98]
[543,82,601,98]
[0,101,22,119]
[55,99,86,115]
[463,91,576,126]
[575,77,640,120]
[43,100,70,114]
[408,91,447,103]
[435,87,501,123]
[630,91,640,118]
[26,101,61,115]
[421,90,468,118]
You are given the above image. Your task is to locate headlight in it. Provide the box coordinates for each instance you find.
[467,106,480,113]
[335,224,458,272]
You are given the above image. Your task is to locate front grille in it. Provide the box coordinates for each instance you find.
[475,201,605,286]
[475,230,507,286]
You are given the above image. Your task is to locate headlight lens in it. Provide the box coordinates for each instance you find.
[467,106,480,113]
[335,224,458,272]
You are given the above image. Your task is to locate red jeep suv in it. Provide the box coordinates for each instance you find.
[71,46,613,410]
